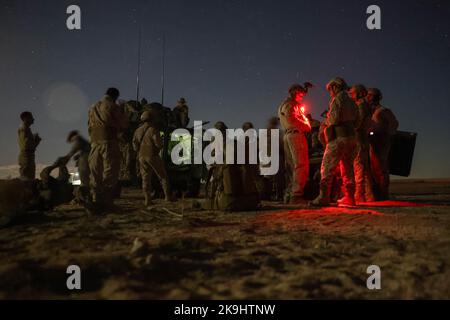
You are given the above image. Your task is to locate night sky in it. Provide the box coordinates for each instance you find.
[0,0,449,178]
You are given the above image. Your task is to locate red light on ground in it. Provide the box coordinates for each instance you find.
[359,200,429,208]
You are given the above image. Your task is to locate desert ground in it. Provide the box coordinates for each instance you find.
[0,179,449,299]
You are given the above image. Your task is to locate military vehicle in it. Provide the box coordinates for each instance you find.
[142,102,207,198]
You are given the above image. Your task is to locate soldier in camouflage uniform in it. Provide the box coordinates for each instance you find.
[277,83,313,204]
[348,85,375,203]
[118,100,140,185]
[133,110,172,206]
[311,78,359,207]
[62,131,91,187]
[18,111,41,181]
[87,88,128,210]
[173,97,190,128]
[367,88,399,200]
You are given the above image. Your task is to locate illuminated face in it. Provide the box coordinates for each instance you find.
[349,88,358,101]
[294,91,305,103]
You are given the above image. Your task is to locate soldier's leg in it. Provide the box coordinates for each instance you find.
[288,132,309,199]
[124,143,133,181]
[370,138,388,200]
[339,138,357,205]
[139,158,152,206]
[78,155,90,188]
[102,142,121,203]
[283,134,293,202]
[362,141,375,202]
[148,156,172,201]
[353,140,366,202]
[19,153,36,181]
[88,144,104,204]
[311,140,341,206]
[378,139,391,200]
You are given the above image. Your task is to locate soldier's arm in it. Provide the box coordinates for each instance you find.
[112,103,129,130]
[132,128,142,152]
[286,103,311,132]
[371,108,387,134]
[327,98,340,126]
[152,129,164,150]
[64,140,81,162]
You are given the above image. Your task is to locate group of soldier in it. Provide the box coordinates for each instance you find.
[13,77,398,219]
[277,77,398,207]
[15,89,190,215]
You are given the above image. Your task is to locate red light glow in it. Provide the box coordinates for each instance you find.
[294,104,311,129]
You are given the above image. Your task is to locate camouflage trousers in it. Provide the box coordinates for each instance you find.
[88,141,121,202]
[18,152,36,181]
[354,136,375,202]
[139,154,168,194]
[77,153,90,187]
[119,142,136,182]
[283,131,309,198]
[320,137,357,198]
[370,134,391,200]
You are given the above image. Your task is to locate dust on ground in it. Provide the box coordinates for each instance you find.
[0,179,449,299]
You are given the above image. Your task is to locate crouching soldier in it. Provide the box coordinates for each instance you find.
[0,159,74,227]
[203,121,260,211]
[38,158,75,211]
[133,110,173,207]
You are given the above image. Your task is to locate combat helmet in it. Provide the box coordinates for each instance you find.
[349,84,368,99]
[326,77,349,92]
[140,110,155,122]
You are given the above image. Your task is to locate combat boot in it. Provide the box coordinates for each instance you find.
[310,184,331,207]
[144,191,153,207]
[289,195,307,205]
[354,192,366,204]
[162,181,176,202]
[337,196,356,207]
[338,184,356,206]
[283,192,291,205]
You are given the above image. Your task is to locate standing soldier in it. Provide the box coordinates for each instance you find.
[277,83,313,204]
[118,100,140,185]
[348,85,375,203]
[311,78,358,207]
[61,130,91,203]
[18,111,41,180]
[173,97,190,128]
[88,88,128,211]
[133,110,172,207]
[367,88,399,200]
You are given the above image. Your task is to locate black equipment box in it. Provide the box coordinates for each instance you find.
[389,131,417,177]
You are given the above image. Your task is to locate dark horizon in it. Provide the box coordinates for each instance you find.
[1,0,449,178]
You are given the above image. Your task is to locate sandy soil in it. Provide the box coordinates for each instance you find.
[0,179,449,299]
